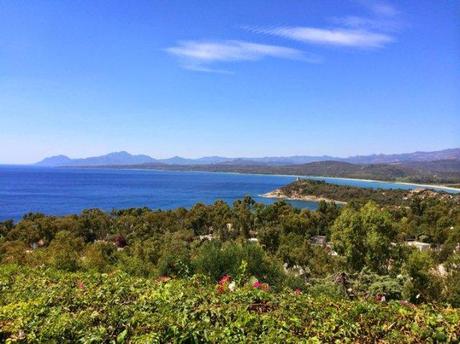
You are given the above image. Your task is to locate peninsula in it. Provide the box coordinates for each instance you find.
[262,179,460,206]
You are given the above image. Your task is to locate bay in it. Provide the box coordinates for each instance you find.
[0,165,458,221]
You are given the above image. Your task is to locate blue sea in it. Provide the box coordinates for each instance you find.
[0,165,458,221]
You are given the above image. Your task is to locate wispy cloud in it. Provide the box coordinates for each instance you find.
[248,27,393,48]
[331,15,400,32]
[166,1,400,72]
[331,1,401,32]
[246,1,399,49]
[181,64,234,75]
[364,1,399,17]
[166,40,317,73]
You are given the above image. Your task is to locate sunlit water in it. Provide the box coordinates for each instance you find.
[0,166,458,221]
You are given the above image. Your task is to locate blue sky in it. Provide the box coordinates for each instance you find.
[0,0,459,163]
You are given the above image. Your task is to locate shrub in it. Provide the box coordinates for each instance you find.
[81,241,117,272]
[46,231,84,272]
[1,265,459,343]
[194,241,285,288]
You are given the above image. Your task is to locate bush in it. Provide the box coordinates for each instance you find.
[81,241,117,272]
[156,241,192,278]
[0,240,29,265]
[402,250,441,303]
[46,231,84,272]
[3,265,458,343]
[193,241,285,288]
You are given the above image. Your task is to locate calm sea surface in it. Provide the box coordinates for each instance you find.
[0,166,458,221]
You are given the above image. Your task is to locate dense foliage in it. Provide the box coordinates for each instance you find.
[278,179,459,206]
[1,265,459,343]
[1,188,460,342]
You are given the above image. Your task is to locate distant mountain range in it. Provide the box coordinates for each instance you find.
[36,152,156,167]
[35,148,460,167]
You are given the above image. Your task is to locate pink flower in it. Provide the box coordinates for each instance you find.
[294,288,302,295]
[219,275,232,286]
[253,280,270,291]
[216,275,232,293]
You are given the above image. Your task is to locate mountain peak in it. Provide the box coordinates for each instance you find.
[35,152,156,167]
[34,148,460,167]
[35,155,72,167]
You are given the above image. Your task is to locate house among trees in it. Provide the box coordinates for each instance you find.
[405,240,431,252]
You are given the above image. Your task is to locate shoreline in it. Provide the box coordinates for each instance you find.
[22,165,460,193]
[115,168,460,193]
[261,190,348,205]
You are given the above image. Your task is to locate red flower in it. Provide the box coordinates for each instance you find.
[219,274,232,286]
[76,280,85,290]
[253,281,262,289]
[216,274,232,294]
[253,280,270,291]
[294,288,302,295]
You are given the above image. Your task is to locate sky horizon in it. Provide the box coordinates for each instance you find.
[1,0,459,164]
[23,147,460,165]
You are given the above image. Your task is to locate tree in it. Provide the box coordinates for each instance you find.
[360,202,396,274]
[316,201,339,236]
[0,220,14,238]
[258,226,281,254]
[233,196,256,238]
[81,241,117,272]
[402,250,440,303]
[331,202,396,273]
[47,231,84,271]
[78,209,112,242]
[0,240,29,264]
[331,207,367,272]
[209,200,233,241]
[185,203,210,236]
[443,253,460,307]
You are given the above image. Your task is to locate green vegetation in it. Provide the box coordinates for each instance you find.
[275,179,459,206]
[1,192,460,342]
[1,265,460,343]
[113,160,460,185]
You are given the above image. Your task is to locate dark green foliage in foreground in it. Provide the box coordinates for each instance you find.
[1,265,459,343]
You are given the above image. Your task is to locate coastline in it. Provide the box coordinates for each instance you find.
[128,168,460,193]
[34,165,460,193]
[261,190,348,205]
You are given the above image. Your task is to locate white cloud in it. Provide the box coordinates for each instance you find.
[331,1,401,32]
[369,2,398,16]
[165,40,316,72]
[182,64,234,75]
[166,1,400,72]
[250,27,393,48]
[331,15,400,32]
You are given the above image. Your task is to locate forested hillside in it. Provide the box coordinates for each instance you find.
[107,160,460,184]
[1,191,460,342]
[268,179,460,206]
